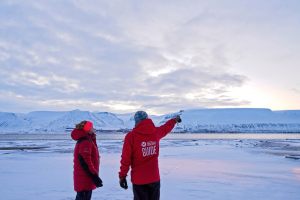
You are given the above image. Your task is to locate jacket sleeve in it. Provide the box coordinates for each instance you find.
[119,133,132,178]
[79,140,97,175]
[157,119,177,140]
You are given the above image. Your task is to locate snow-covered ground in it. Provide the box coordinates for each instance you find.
[0,136,300,200]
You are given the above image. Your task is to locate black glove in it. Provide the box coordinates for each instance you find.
[175,115,182,123]
[119,177,128,189]
[92,174,103,187]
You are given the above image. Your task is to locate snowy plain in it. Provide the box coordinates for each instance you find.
[0,134,300,200]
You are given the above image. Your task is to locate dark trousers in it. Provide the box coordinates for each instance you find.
[75,190,92,200]
[133,181,160,200]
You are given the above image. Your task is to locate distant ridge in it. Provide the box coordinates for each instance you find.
[0,108,300,133]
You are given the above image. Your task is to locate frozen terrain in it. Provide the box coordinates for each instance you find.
[1,108,300,133]
[0,134,300,200]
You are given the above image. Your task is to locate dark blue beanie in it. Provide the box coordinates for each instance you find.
[134,111,148,125]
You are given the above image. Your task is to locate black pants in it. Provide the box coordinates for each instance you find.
[75,190,92,200]
[133,181,160,200]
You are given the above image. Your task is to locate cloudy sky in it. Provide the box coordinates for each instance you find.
[0,0,299,114]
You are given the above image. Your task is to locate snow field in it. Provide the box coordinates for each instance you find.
[0,139,300,200]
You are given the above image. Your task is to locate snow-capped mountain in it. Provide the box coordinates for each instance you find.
[172,108,300,133]
[0,112,29,131]
[0,108,300,133]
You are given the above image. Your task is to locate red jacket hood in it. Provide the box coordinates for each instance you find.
[71,129,89,141]
[133,119,156,135]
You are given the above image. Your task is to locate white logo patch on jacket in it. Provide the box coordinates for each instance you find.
[141,141,157,157]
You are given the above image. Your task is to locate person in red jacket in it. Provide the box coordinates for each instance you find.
[118,111,182,200]
[71,120,103,200]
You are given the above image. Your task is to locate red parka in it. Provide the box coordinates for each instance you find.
[71,129,100,192]
[119,118,177,185]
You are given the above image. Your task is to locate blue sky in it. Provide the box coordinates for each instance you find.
[0,0,299,114]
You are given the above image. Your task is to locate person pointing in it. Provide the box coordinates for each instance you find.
[119,111,182,200]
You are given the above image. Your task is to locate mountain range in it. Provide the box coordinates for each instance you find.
[0,108,300,133]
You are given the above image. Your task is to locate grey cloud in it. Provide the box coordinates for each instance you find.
[0,0,253,113]
[142,96,250,115]
[292,88,300,94]
[144,68,246,94]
